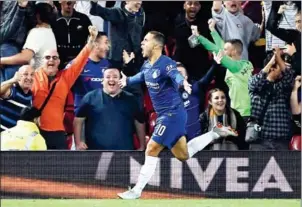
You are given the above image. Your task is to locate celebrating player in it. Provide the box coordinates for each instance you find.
[117,31,238,199]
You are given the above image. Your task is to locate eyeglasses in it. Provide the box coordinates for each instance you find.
[44,55,59,60]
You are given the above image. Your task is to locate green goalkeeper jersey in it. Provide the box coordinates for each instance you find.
[197,31,253,117]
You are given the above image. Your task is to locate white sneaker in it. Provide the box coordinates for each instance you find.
[212,123,238,138]
[117,187,141,200]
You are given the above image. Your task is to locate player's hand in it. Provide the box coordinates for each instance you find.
[278,4,286,14]
[191,25,199,36]
[293,76,301,91]
[123,50,135,65]
[118,72,128,88]
[183,79,192,94]
[76,141,88,150]
[88,26,98,42]
[213,50,224,64]
[208,18,217,32]
[17,0,28,8]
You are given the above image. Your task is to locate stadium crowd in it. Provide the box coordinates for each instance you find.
[0,1,301,151]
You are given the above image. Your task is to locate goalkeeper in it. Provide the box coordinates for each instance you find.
[190,19,254,121]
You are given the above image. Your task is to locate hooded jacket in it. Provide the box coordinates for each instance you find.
[90,2,145,64]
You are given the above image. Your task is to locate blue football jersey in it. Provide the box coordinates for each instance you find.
[68,58,110,110]
[180,82,201,141]
[128,55,185,115]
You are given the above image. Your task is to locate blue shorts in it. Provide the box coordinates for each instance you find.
[152,109,187,149]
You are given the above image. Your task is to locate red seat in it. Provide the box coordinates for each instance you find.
[289,135,301,151]
[64,91,75,150]
[148,112,157,135]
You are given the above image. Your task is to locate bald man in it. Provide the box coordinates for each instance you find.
[0,65,34,131]
[30,25,98,149]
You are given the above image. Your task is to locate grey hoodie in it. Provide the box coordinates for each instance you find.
[0,1,35,47]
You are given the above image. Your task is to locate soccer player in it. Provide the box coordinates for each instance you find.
[67,32,110,111]
[117,31,238,199]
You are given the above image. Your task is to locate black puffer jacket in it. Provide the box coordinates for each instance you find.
[90,2,145,64]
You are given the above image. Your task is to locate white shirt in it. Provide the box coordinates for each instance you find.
[23,27,57,70]
[263,1,298,51]
[74,1,106,32]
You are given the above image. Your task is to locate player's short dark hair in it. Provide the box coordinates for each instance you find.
[96,32,108,40]
[148,31,165,47]
[19,107,41,122]
[225,39,243,55]
[176,62,185,68]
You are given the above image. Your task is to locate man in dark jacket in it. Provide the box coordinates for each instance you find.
[173,1,213,81]
[52,1,92,69]
[0,0,35,82]
[90,1,145,69]
[266,2,301,76]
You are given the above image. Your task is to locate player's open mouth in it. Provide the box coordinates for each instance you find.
[47,63,55,68]
[108,83,116,87]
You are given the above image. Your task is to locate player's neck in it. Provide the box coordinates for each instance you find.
[232,54,241,61]
[89,54,101,62]
[149,52,162,65]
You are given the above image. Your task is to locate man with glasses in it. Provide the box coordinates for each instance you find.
[31,26,98,150]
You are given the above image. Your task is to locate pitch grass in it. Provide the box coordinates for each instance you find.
[1,199,300,207]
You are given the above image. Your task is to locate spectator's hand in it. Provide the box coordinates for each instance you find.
[278,4,287,14]
[118,72,127,88]
[17,0,28,8]
[213,50,224,64]
[88,26,98,42]
[76,141,88,150]
[285,43,296,56]
[273,47,281,57]
[12,71,21,83]
[293,75,301,91]
[123,50,135,65]
[208,18,217,32]
[191,25,199,36]
[183,79,192,94]
[263,54,275,73]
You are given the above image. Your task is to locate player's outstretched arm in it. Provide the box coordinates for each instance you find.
[119,71,145,88]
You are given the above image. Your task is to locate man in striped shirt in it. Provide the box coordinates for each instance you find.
[0,65,34,131]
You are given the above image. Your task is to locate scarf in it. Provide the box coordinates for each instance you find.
[208,107,237,133]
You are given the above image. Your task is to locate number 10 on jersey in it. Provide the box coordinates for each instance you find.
[154,124,166,136]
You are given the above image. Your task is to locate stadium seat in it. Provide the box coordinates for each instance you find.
[64,92,75,150]
[148,112,157,136]
[289,135,301,151]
